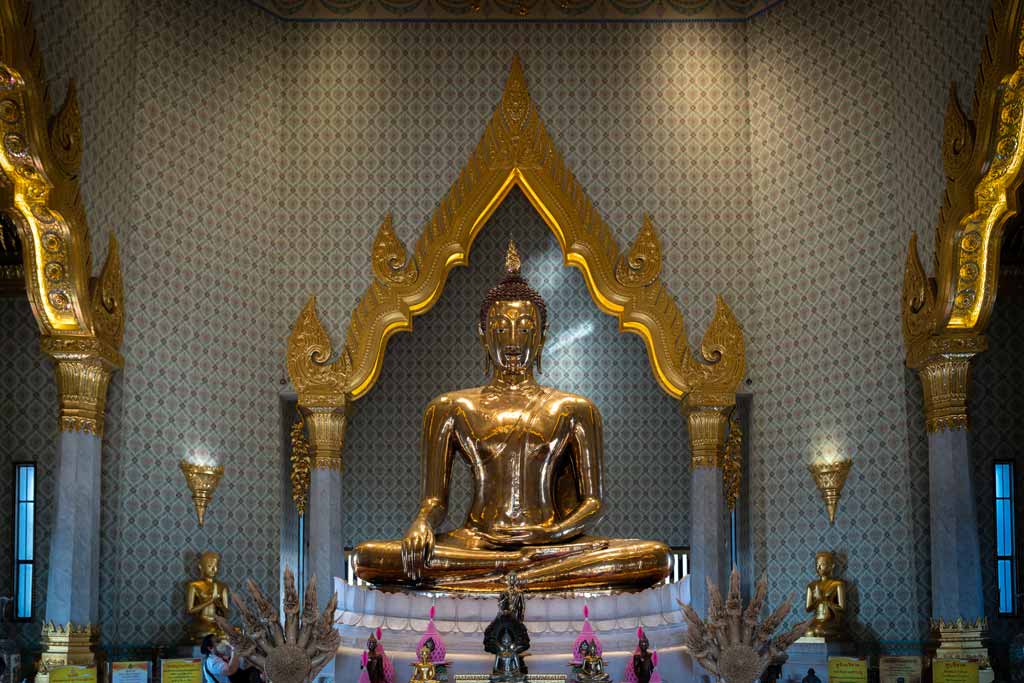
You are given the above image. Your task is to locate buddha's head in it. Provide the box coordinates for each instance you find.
[479,241,548,378]
[418,645,431,663]
[198,550,220,579]
[815,551,835,579]
[366,633,378,653]
[637,627,649,653]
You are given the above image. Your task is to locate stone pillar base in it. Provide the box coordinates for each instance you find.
[931,618,994,683]
[35,622,100,683]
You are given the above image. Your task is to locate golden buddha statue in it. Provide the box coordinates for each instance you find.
[804,551,847,638]
[409,645,438,683]
[354,242,670,592]
[185,550,230,641]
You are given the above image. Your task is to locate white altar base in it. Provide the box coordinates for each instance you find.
[333,577,694,682]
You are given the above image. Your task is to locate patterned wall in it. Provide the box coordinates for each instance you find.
[747,0,990,643]
[971,281,1024,643]
[0,0,1002,651]
[0,0,287,647]
[0,299,57,646]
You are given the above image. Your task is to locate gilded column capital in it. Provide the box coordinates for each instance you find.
[682,400,732,469]
[918,352,978,433]
[300,404,348,471]
[50,355,116,437]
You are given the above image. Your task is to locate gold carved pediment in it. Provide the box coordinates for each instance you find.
[288,56,745,406]
[0,0,123,369]
[902,0,1024,366]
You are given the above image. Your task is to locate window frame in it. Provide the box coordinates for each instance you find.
[11,461,36,622]
[994,460,1018,617]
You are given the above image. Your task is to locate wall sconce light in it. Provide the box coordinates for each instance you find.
[180,458,224,527]
[808,456,852,525]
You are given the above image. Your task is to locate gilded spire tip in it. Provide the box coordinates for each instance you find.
[505,240,521,275]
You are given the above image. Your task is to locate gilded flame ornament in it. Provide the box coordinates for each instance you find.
[808,459,852,525]
[180,460,224,527]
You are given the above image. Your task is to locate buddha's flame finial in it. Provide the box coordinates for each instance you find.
[506,240,521,275]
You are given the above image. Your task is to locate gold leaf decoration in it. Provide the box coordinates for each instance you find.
[90,233,124,349]
[49,80,82,178]
[289,415,311,517]
[942,83,974,182]
[687,296,746,400]
[371,213,418,285]
[905,0,1024,366]
[295,56,744,406]
[722,415,742,512]
[615,214,661,287]
[286,296,349,407]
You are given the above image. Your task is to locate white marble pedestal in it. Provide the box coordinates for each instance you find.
[333,579,693,682]
[778,638,855,683]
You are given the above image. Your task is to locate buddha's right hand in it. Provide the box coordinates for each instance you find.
[401,517,434,581]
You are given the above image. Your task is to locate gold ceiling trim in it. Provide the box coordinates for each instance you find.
[254,0,780,23]
[902,0,1024,367]
[0,0,123,368]
[288,56,745,405]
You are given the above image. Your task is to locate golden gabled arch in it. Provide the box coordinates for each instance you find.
[288,56,745,408]
[902,0,1024,370]
[0,0,124,435]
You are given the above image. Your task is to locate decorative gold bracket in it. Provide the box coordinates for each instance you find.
[287,56,745,413]
[0,0,124,433]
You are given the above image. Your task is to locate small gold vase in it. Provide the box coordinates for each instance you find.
[180,461,224,527]
[809,459,852,525]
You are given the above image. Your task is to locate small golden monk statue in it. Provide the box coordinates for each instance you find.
[804,551,847,638]
[185,550,230,642]
[409,645,438,683]
[354,242,669,592]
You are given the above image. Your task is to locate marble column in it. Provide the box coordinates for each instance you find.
[683,403,731,616]
[919,356,985,620]
[915,353,992,680]
[37,357,116,681]
[44,431,102,625]
[300,405,348,607]
[299,404,347,683]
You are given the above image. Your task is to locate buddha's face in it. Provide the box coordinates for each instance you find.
[483,300,542,374]
[199,552,219,579]
[815,553,834,578]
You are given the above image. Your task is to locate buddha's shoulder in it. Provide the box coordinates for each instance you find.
[426,387,482,407]
[539,386,599,412]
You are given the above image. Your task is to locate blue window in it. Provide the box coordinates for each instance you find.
[12,463,35,620]
[995,462,1017,615]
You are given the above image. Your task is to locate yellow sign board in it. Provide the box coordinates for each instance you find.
[879,656,922,683]
[933,659,979,683]
[49,667,98,683]
[160,659,202,683]
[828,657,868,683]
[111,661,151,683]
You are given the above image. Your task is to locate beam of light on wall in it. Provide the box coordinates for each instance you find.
[545,320,596,356]
[185,446,217,467]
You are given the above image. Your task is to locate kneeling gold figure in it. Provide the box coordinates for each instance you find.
[354,242,670,592]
